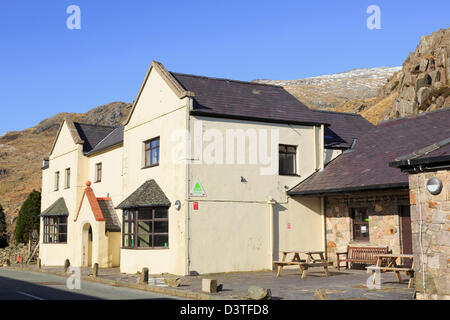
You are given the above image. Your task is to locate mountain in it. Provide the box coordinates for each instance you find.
[0,102,131,242]
[337,27,450,123]
[254,67,401,110]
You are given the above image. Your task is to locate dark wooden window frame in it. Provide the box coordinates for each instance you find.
[43,216,67,244]
[279,144,298,176]
[95,162,102,183]
[143,137,160,168]
[351,207,370,241]
[122,207,169,249]
[54,171,60,191]
[64,168,71,189]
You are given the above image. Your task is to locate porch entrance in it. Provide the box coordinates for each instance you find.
[82,223,93,267]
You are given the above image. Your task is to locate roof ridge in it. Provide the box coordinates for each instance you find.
[378,107,450,125]
[313,109,363,117]
[395,136,450,161]
[73,122,118,129]
[170,71,283,88]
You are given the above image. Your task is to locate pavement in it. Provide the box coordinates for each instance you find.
[1,264,415,300]
[0,267,182,300]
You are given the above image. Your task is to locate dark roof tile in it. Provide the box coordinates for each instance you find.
[40,198,69,216]
[116,180,171,209]
[289,108,450,195]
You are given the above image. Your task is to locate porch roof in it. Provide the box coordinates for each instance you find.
[116,180,171,209]
[40,198,69,217]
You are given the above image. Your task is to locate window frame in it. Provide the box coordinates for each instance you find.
[351,207,370,241]
[54,171,60,191]
[43,216,67,244]
[279,144,298,176]
[143,137,160,169]
[64,168,71,189]
[122,207,169,249]
[95,162,102,183]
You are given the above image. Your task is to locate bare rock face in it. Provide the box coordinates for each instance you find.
[383,28,450,120]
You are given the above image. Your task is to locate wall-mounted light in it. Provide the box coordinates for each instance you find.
[174,200,181,211]
[426,177,443,195]
[241,176,247,183]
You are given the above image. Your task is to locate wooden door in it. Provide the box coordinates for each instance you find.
[400,205,413,267]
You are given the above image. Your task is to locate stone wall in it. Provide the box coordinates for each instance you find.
[409,170,450,300]
[0,243,37,265]
[325,190,409,264]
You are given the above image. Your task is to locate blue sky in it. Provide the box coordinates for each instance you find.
[0,0,449,134]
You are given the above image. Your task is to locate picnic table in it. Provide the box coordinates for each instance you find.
[273,251,332,278]
[370,254,415,288]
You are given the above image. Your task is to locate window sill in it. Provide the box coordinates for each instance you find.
[279,173,300,177]
[94,180,101,184]
[142,164,160,170]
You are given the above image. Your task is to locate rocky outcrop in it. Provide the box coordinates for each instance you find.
[382,28,450,119]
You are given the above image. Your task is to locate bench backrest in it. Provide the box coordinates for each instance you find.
[348,246,389,262]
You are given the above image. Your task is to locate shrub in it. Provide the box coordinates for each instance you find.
[0,204,7,248]
[14,190,41,244]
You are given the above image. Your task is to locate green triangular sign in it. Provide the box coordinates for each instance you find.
[190,181,206,197]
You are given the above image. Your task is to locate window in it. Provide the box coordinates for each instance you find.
[54,172,60,191]
[351,208,369,241]
[144,137,160,168]
[122,207,169,249]
[43,216,67,243]
[95,163,102,183]
[64,168,70,189]
[279,145,297,175]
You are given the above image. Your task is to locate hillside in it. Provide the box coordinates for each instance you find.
[254,67,401,110]
[0,102,131,242]
[337,27,450,123]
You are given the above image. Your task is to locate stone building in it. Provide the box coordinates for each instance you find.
[289,109,450,268]
[391,138,450,300]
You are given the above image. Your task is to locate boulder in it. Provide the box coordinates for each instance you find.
[247,286,272,300]
[164,277,182,287]
[202,279,218,293]
[417,87,431,105]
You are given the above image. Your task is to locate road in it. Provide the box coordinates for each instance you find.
[0,268,181,300]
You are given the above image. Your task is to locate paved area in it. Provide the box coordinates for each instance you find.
[2,264,415,300]
[0,268,181,300]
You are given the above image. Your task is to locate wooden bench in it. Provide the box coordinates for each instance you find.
[336,246,389,270]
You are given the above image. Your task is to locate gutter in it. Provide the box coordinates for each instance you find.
[189,110,330,128]
[287,182,409,196]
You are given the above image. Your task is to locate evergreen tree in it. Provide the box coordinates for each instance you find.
[0,204,7,248]
[14,190,41,244]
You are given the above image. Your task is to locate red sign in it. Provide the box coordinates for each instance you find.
[193,202,199,210]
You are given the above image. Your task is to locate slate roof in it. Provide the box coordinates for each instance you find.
[171,72,372,148]
[171,72,330,126]
[40,198,69,216]
[390,136,450,168]
[73,123,118,154]
[98,199,121,232]
[85,126,124,156]
[289,108,450,196]
[116,180,171,209]
[315,110,374,148]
